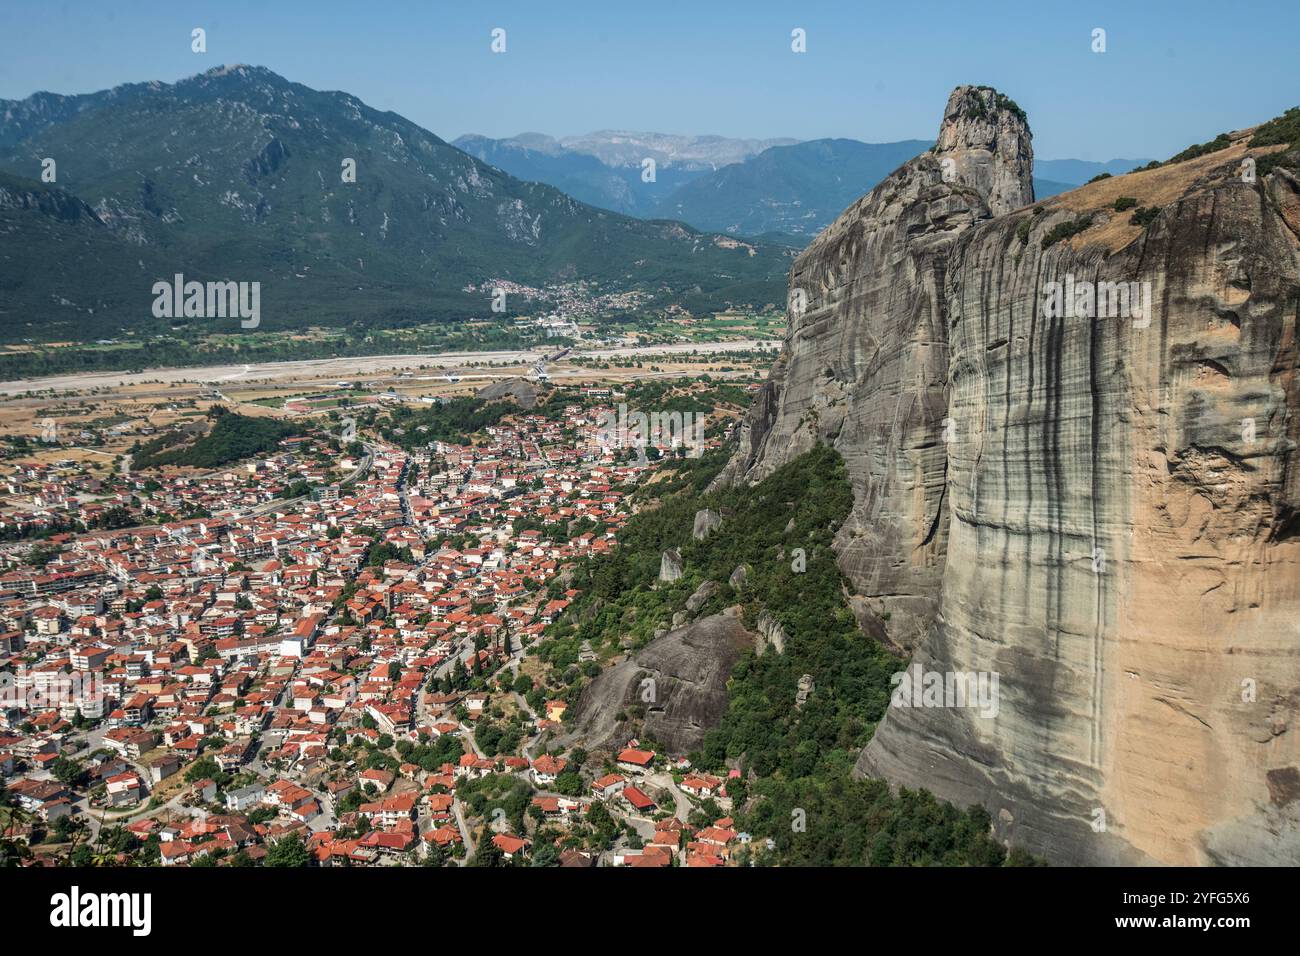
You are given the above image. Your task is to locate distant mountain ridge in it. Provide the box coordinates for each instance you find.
[659,138,933,236]
[0,66,791,342]
[452,130,796,217]
[554,130,798,168]
[456,129,1151,236]
[452,132,700,216]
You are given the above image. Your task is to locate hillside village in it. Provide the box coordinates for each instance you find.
[0,391,751,867]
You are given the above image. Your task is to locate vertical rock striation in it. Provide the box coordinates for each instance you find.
[723,85,1300,864]
[717,85,1032,649]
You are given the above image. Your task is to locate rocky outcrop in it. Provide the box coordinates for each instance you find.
[717,85,1033,650]
[755,610,788,657]
[658,548,683,582]
[684,579,718,616]
[564,614,756,754]
[692,508,722,540]
[0,178,104,224]
[933,88,1033,217]
[476,377,541,408]
[722,85,1300,865]
[864,148,1300,866]
[845,593,894,650]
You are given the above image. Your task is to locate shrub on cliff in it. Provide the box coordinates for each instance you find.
[1041,214,1094,248]
[1129,206,1161,227]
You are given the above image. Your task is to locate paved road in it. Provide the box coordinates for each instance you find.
[452,799,476,864]
[646,771,693,823]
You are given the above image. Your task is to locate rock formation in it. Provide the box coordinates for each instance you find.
[684,579,718,616]
[563,614,756,754]
[692,508,722,540]
[476,377,542,408]
[755,610,788,656]
[717,85,1031,650]
[658,548,683,582]
[720,85,1300,865]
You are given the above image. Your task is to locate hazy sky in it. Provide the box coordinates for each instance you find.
[1,0,1296,161]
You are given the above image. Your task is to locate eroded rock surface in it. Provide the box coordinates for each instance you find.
[693,508,722,540]
[659,548,683,582]
[564,614,756,755]
[476,376,541,407]
[755,610,788,656]
[721,85,1300,865]
[716,85,1030,650]
[685,579,718,616]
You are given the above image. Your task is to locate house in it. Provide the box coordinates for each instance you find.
[616,748,655,774]
[325,778,356,807]
[529,753,567,787]
[358,767,395,793]
[104,727,157,759]
[543,700,567,722]
[687,849,726,867]
[358,793,417,829]
[425,793,454,820]
[215,738,255,773]
[695,823,739,856]
[225,782,266,812]
[531,796,563,817]
[265,782,316,812]
[190,778,219,804]
[613,845,672,867]
[591,773,627,800]
[621,785,655,813]
[146,752,183,785]
[105,771,145,807]
[491,833,530,860]
[159,841,194,866]
[424,824,462,849]
[679,773,722,798]
[359,826,418,855]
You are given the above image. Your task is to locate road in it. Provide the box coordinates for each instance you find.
[646,771,693,823]
[452,798,476,863]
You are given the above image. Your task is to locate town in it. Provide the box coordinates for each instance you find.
[0,382,753,867]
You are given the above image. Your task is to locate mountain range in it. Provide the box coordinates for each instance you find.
[0,64,1157,345]
[452,130,801,222]
[455,129,1151,236]
[0,66,791,342]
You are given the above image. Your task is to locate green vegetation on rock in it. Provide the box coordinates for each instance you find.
[541,443,1038,865]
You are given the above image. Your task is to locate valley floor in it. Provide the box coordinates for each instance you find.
[0,341,774,397]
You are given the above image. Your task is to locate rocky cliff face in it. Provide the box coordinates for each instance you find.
[563,613,756,755]
[718,85,1033,650]
[722,86,1300,864]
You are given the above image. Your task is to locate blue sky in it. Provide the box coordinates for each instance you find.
[1,0,1296,161]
